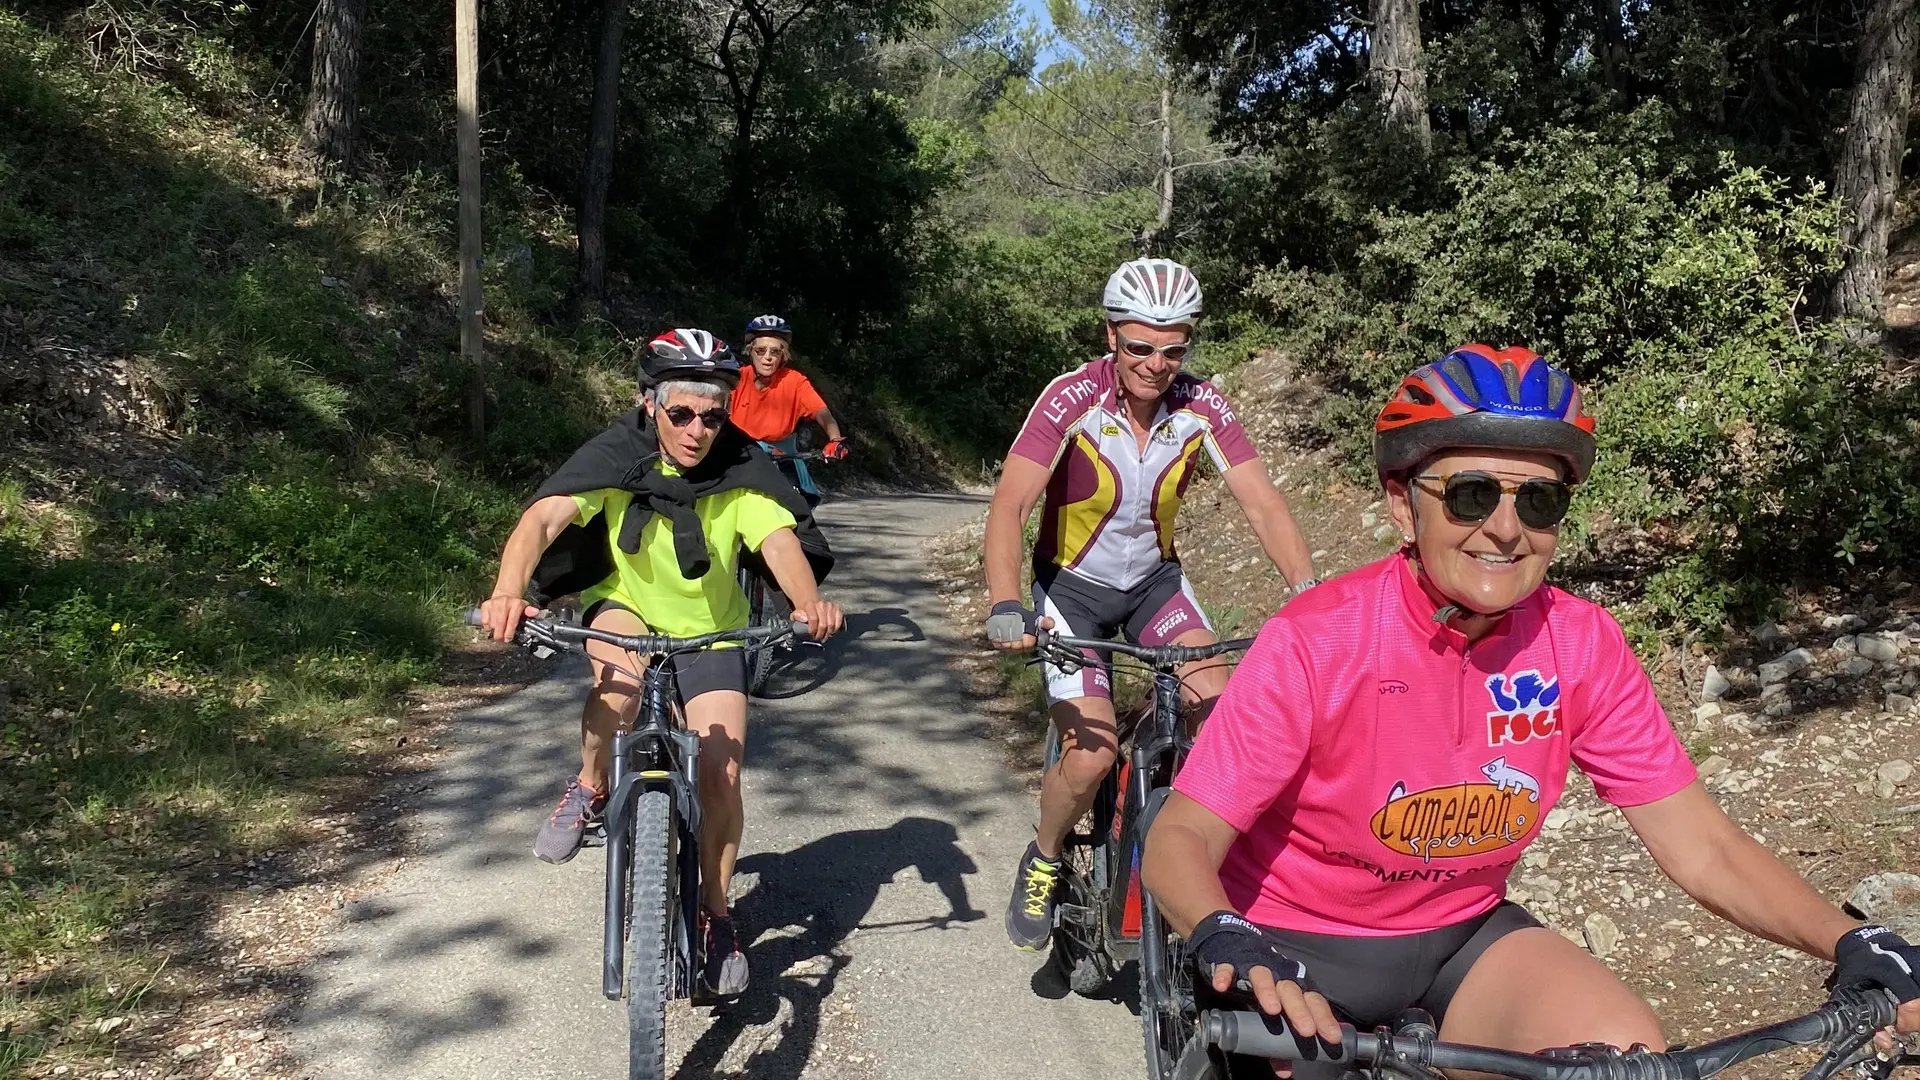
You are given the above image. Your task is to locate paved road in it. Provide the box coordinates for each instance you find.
[290,492,1143,1080]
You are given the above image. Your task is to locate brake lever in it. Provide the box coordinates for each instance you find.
[515,621,572,658]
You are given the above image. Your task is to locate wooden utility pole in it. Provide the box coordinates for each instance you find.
[456,0,486,440]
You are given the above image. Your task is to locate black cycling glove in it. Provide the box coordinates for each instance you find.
[1189,910,1317,995]
[986,600,1039,645]
[1830,924,1920,1002]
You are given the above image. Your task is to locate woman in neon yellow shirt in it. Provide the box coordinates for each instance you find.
[478,329,843,1000]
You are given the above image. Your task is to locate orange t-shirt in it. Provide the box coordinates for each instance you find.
[729,366,827,441]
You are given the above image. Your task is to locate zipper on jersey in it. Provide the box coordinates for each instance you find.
[1457,642,1472,750]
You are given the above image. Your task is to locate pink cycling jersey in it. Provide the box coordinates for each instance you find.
[1009,355,1258,591]
[1174,554,1697,936]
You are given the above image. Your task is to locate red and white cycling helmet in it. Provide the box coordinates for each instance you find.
[1102,258,1203,328]
[640,328,740,387]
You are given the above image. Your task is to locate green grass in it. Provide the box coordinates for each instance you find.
[0,12,621,1075]
[0,456,520,1073]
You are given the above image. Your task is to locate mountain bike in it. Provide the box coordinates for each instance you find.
[739,443,831,695]
[1187,986,1916,1080]
[469,609,796,1080]
[1029,629,1251,1073]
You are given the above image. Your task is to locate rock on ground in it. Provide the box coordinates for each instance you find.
[1846,873,1920,939]
[1583,912,1622,959]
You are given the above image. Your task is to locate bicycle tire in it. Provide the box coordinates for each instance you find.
[626,789,673,1080]
[743,572,787,697]
[1042,721,1118,996]
[1140,896,1189,1080]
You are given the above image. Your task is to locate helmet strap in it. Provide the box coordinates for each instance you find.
[1404,517,1515,633]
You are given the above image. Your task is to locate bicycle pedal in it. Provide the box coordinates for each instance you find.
[581,822,608,848]
[1054,902,1096,928]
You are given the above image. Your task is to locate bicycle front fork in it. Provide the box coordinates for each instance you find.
[600,709,702,1000]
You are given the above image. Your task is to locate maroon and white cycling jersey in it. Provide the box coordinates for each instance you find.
[1009,355,1259,591]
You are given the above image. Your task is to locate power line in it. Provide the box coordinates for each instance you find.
[897,21,1148,195]
[918,0,1160,174]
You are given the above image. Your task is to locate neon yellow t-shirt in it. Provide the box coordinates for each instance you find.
[572,468,796,638]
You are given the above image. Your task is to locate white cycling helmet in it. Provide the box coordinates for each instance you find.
[1102,258,1203,328]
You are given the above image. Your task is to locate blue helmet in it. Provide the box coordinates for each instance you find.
[743,314,791,341]
[1374,344,1596,482]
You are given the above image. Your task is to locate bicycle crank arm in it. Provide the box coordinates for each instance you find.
[1053,902,1101,929]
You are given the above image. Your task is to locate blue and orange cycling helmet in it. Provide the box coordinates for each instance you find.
[1374,344,1596,483]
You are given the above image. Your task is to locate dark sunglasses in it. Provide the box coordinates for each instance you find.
[663,405,728,429]
[749,345,787,357]
[1116,334,1192,363]
[1411,471,1573,530]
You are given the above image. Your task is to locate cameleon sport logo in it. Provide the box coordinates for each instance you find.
[1485,669,1560,746]
[1369,758,1541,863]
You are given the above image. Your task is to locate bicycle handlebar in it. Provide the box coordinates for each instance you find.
[1201,987,1909,1080]
[465,609,797,658]
[756,441,833,463]
[1036,630,1254,670]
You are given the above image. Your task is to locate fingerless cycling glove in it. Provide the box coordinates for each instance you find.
[1189,910,1316,995]
[1831,924,1920,1002]
[986,600,1039,644]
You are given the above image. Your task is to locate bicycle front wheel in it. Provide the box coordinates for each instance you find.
[626,788,673,1080]
[1140,893,1193,1080]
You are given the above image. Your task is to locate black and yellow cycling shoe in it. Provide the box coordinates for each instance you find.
[1004,841,1061,951]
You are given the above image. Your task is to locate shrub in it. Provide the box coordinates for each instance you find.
[1246,105,1920,629]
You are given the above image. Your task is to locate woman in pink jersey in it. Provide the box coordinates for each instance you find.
[1143,345,1920,1076]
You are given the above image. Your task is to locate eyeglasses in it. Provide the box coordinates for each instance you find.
[1116,335,1192,363]
[1410,471,1573,530]
[663,405,728,429]
[749,346,787,358]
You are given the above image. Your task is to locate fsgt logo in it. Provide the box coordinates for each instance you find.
[1485,669,1561,746]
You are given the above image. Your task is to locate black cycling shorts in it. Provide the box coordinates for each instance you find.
[1031,561,1213,702]
[582,599,749,705]
[1206,903,1543,1078]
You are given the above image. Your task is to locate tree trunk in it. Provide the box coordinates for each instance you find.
[576,0,629,306]
[1830,0,1917,325]
[1139,82,1175,254]
[456,0,486,441]
[296,0,366,171]
[1594,0,1627,95]
[1367,0,1431,151]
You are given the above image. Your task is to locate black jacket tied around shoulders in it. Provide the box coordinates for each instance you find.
[525,408,834,605]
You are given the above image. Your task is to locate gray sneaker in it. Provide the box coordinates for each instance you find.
[1004,841,1061,951]
[700,911,750,998]
[533,779,605,864]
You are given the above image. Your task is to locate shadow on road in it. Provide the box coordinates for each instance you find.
[755,606,926,699]
[676,816,984,1078]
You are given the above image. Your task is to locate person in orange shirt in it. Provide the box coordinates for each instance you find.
[729,315,848,460]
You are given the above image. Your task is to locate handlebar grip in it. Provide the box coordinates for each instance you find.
[465,608,485,627]
[1203,1011,1351,1065]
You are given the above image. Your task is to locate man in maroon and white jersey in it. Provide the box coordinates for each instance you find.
[982,257,1319,951]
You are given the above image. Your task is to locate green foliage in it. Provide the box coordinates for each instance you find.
[867,194,1140,448]
[0,14,604,1071]
[1242,109,1920,628]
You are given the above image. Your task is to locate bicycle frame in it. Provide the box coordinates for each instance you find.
[601,659,702,1000]
[1127,668,1186,970]
[1103,668,1189,963]
[1039,632,1249,995]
